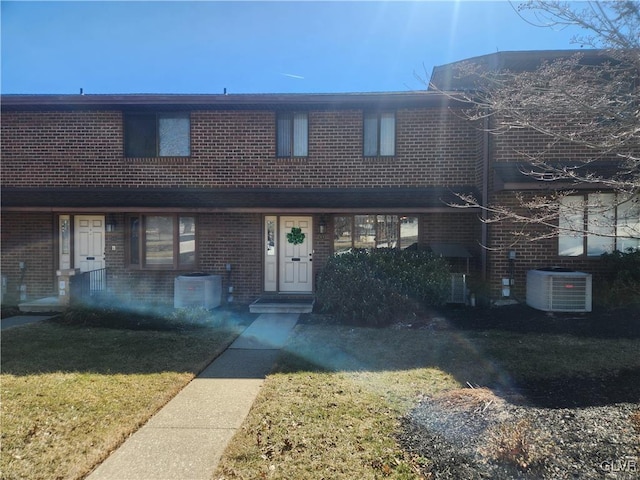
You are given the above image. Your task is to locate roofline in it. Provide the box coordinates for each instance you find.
[0,91,469,111]
[431,48,607,71]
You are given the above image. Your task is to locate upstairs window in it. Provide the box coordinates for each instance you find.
[364,112,395,156]
[277,112,308,157]
[124,113,190,157]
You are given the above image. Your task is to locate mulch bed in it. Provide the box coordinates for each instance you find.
[399,388,639,480]
[398,304,640,479]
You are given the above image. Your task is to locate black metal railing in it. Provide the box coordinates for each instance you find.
[75,268,107,301]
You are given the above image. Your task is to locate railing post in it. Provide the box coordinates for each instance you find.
[56,269,81,306]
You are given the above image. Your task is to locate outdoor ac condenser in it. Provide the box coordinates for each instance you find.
[174,274,222,309]
[449,273,467,304]
[526,269,592,313]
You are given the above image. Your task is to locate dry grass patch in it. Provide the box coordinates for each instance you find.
[480,418,555,472]
[216,314,640,480]
[215,372,424,480]
[1,314,248,480]
[214,323,467,479]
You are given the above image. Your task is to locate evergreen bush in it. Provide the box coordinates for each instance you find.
[600,249,640,306]
[316,248,450,326]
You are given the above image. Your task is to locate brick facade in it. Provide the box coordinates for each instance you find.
[1,94,484,306]
[1,107,478,189]
[3,87,629,308]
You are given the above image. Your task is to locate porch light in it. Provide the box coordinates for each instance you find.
[318,217,327,235]
[106,214,117,232]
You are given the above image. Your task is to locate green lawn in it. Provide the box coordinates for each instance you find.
[3,308,638,480]
[214,319,640,479]
[1,310,251,480]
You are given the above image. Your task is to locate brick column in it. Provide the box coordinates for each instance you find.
[56,269,81,306]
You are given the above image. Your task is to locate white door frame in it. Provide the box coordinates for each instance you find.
[73,215,106,273]
[264,215,313,293]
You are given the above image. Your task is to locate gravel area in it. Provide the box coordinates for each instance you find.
[399,388,639,479]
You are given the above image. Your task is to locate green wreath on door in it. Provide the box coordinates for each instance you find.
[286,227,306,245]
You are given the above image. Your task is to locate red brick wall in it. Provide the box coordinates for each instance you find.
[1,104,486,305]
[2,107,480,189]
[1,111,123,187]
[485,192,616,301]
[1,213,56,302]
[420,212,482,275]
[489,111,614,164]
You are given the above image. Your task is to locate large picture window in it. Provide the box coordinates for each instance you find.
[129,214,196,269]
[277,112,308,157]
[558,193,639,256]
[124,113,190,157]
[363,112,395,156]
[334,215,418,253]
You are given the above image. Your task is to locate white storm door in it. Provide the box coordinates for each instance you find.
[279,216,313,292]
[74,215,105,272]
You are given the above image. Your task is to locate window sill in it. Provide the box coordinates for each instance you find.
[125,157,192,165]
[127,265,197,271]
[363,155,396,161]
[275,156,308,164]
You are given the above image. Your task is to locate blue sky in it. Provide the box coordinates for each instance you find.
[1,1,587,94]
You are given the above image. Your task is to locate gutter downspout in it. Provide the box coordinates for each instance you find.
[481,115,489,281]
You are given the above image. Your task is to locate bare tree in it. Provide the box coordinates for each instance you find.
[431,1,640,249]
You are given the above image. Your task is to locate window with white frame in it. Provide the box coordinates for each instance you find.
[363,112,395,156]
[334,215,418,252]
[277,112,308,157]
[128,214,196,269]
[558,193,639,256]
[124,113,190,157]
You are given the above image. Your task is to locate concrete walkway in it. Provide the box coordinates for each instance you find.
[86,313,299,480]
[0,314,57,330]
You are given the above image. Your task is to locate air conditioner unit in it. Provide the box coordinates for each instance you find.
[174,274,222,309]
[449,273,467,304]
[526,269,592,312]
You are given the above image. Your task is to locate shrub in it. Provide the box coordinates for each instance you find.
[58,300,221,331]
[316,248,450,326]
[600,249,640,307]
[480,419,554,472]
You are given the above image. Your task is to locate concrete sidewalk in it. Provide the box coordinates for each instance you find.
[0,314,57,330]
[87,313,299,480]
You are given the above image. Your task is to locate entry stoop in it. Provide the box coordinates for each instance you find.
[19,297,65,313]
[250,296,315,314]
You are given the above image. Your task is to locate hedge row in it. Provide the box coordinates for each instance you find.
[316,248,451,326]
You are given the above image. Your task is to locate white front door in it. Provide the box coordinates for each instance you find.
[74,215,105,273]
[279,216,313,293]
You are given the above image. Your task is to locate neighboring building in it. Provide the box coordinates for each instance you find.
[2,50,637,307]
[430,49,640,302]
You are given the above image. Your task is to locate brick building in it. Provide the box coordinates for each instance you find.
[1,92,483,305]
[2,50,637,307]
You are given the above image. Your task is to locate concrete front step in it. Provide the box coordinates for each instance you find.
[249,296,314,314]
[19,297,65,313]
